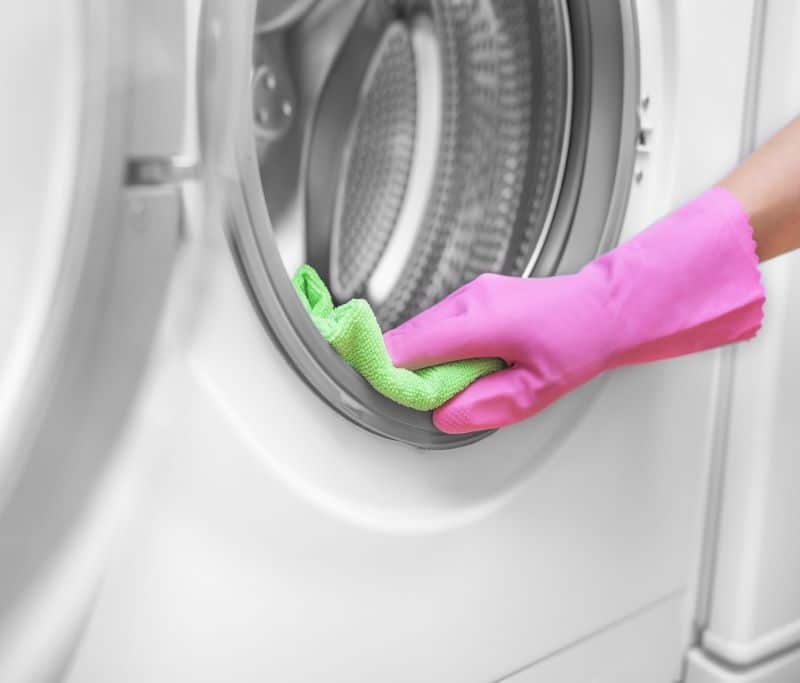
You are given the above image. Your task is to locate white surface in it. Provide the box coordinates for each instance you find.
[0,1,80,499]
[64,2,760,682]
[701,0,800,668]
[686,647,800,683]
[0,3,203,682]
[504,596,682,682]
[0,417,143,683]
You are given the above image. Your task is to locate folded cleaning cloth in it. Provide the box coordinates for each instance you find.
[292,265,505,411]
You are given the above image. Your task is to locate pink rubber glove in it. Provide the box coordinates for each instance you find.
[384,188,765,433]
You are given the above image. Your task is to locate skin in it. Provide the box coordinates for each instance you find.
[720,115,800,261]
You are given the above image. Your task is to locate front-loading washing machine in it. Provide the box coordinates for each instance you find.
[1,1,793,682]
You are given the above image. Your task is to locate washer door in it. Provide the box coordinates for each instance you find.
[0,1,241,678]
[230,0,639,448]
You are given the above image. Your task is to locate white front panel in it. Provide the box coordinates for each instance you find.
[703,0,800,667]
[65,2,756,682]
[505,598,683,682]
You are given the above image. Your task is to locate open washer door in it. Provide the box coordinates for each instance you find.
[0,1,246,680]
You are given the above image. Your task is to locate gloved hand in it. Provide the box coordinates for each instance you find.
[384,188,765,433]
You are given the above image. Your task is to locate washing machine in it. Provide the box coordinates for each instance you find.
[1,1,796,682]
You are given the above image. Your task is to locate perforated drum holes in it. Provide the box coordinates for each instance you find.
[258,0,572,327]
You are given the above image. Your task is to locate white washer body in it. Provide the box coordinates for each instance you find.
[62,3,762,682]
[0,1,785,682]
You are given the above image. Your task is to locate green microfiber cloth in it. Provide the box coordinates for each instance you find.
[292,265,505,411]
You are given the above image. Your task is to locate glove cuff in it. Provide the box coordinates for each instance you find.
[585,187,765,367]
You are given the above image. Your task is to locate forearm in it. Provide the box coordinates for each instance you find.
[720,115,800,261]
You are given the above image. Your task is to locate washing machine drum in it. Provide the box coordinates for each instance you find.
[232,0,636,446]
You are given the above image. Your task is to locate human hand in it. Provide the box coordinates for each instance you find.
[385,188,764,433]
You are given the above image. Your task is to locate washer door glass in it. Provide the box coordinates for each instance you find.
[230,0,636,448]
